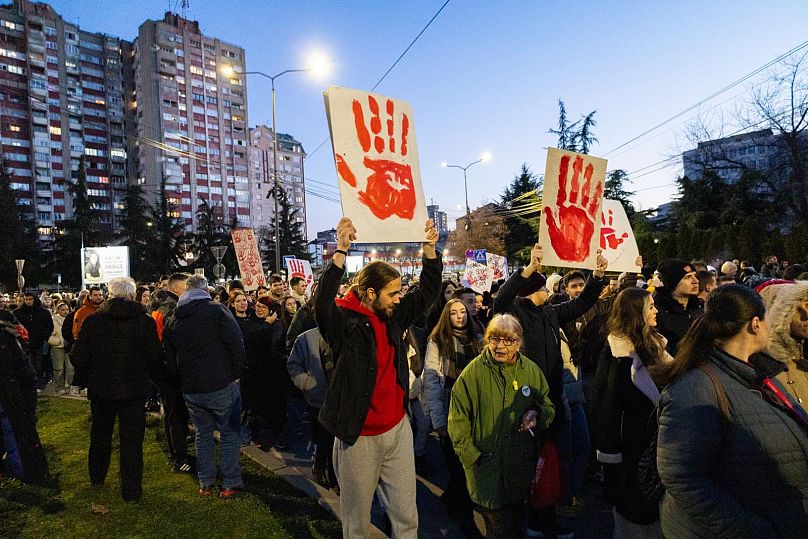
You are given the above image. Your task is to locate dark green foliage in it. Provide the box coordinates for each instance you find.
[0,159,41,290]
[260,185,309,272]
[500,164,542,264]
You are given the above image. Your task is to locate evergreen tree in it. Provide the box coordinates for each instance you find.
[148,177,189,275]
[0,159,41,289]
[193,199,231,273]
[604,169,637,220]
[260,185,309,272]
[548,100,598,153]
[119,183,158,281]
[500,163,542,264]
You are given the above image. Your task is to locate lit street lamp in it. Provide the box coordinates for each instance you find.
[222,52,330,273]
[442,152,491,230]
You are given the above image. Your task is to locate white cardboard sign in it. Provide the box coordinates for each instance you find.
[599,199,641,274]
[463,259,494,294]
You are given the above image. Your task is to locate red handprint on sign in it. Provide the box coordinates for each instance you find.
[336,95,415,220]
[600,208,629,250]
[287,259,313,288]
[542,155,604,262]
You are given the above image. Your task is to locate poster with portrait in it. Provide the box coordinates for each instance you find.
[231,228,266,291]
[599,199,641,273]
[538,148,607,269]
[285,258,314,294]
[463,259,494,294]
[325,86,428,243]
[81,246,130,288]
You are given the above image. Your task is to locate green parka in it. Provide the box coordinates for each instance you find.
[447,348,555,509]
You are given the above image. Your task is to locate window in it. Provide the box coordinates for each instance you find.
[9,124,20,132]
[48,126,61,135]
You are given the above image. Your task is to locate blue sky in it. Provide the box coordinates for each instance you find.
[52,0,808,238]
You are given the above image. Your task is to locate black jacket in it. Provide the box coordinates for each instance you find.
[285,302,316,353]
[163,292,246,395]
[593,335,662,524]
[71,298,163,401]
[653,290,703,354]
[494,271,606,429]
[315,255,442,445]
[14,297,53,349]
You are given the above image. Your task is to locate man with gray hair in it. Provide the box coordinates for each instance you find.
[163,273,247,498]
[72,276,163,502]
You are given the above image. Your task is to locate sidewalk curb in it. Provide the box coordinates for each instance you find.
[241,445,388,538]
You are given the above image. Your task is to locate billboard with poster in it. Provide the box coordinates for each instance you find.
[81,246,130,288]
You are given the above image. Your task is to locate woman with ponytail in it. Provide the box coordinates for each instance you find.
[657,285,808,538]
[593,288,671,538]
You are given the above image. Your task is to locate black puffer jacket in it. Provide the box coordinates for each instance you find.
[658,348,808,538]
[315,255,442,446]
[71,298,163,401]
[494,271,606,429]
[163,291,246,395]
[14,297,53,349]
[653,289,702,354]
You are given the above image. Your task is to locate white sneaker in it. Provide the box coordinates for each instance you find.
[80,388,88,397]
[69,386,80,396]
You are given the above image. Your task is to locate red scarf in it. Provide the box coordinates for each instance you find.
[336,292,405,436]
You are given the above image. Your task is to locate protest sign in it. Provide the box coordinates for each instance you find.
[325,86,428,243]
[463,259,494,294]
[231,228,266,291]
[539,148,607,269]
[485,252,509,281]
[599,199,641,273]
[285,258,314,294]
[81,246,129,287]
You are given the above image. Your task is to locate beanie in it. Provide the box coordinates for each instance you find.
[720,261,738,276]
[545,273,563,294]
[518,272,548,297]
[657,259,694,289]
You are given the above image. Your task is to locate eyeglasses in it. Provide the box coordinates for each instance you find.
[489,336,516,346]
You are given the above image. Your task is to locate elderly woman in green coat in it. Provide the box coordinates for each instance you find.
[448,313,555,538]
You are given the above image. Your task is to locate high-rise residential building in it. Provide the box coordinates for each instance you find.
[247,125,306,236]
[131,12,250,230]
[1,0,129,236]
[427,204,448,235]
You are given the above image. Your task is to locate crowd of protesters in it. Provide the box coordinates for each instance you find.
[2,229,808,537]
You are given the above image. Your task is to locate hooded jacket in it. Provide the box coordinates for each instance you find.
[652,288,703,354]
[14,296,53,349]
[286,328,328,409]
[71,297,163,401]
[762,281,808,408]
[162,289,245,395]
[314,255,442,445]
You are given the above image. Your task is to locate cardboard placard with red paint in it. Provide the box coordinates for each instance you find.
[285,258,314,294]
[231,228,266,291]
[485,252,509,281]
[463,259,494,294]
[599,199,641,273]
[539,148,608,269]
[325,86,428,243]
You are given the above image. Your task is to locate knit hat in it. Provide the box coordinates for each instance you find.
[720,261,738,276]
[545,273,563,294]
[657,259,694,289]
[518,272,547,297]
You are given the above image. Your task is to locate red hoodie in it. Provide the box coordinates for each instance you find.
[336,292,405,436]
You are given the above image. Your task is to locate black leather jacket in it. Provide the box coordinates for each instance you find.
[315,255,442,445]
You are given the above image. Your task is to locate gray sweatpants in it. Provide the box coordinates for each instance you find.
[333,416,418,538]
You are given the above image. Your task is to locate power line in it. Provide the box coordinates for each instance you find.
[604,39,808,156]
[304,0,452,163]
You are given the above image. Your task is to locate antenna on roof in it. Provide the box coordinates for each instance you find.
[180,0,189,18]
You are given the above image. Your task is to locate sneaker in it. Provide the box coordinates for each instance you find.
[69,386,80,396]
[218,486,246,499]
[198,485,214,497]
[80,388,88,397]
[172,457,194,474]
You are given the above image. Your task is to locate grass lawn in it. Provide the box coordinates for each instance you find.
[0,396,341,538]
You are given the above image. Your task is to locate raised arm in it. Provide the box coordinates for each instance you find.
[494,243,542,313]
[314,217,354,346]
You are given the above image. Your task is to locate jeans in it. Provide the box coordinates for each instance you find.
[558,400,591,503]
[184,382,243,490]
[89,398,146,501]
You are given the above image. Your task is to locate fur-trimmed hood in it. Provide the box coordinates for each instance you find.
[763,281,808,365]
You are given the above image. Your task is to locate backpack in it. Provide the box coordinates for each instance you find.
[637,364,730,504]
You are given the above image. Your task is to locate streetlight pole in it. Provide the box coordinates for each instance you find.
[244,69,309,273]
[442,153,490,231]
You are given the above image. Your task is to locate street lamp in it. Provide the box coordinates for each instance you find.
[222,52,330,273]
[442,152,491,230]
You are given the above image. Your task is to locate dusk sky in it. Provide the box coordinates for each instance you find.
[51,0,808,238]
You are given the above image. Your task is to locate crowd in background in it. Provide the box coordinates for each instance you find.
[1,243,807,537]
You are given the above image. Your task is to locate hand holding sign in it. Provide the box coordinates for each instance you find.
[593,249,609,278]
[542,154,604,263]
[423,218,438,257]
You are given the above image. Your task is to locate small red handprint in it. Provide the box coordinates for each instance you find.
[542,154,603,262]
[600,208,629,250]
[288,259,313,288]
[335,95,416,221]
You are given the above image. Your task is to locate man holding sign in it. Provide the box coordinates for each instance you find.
[315,217,441,538]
